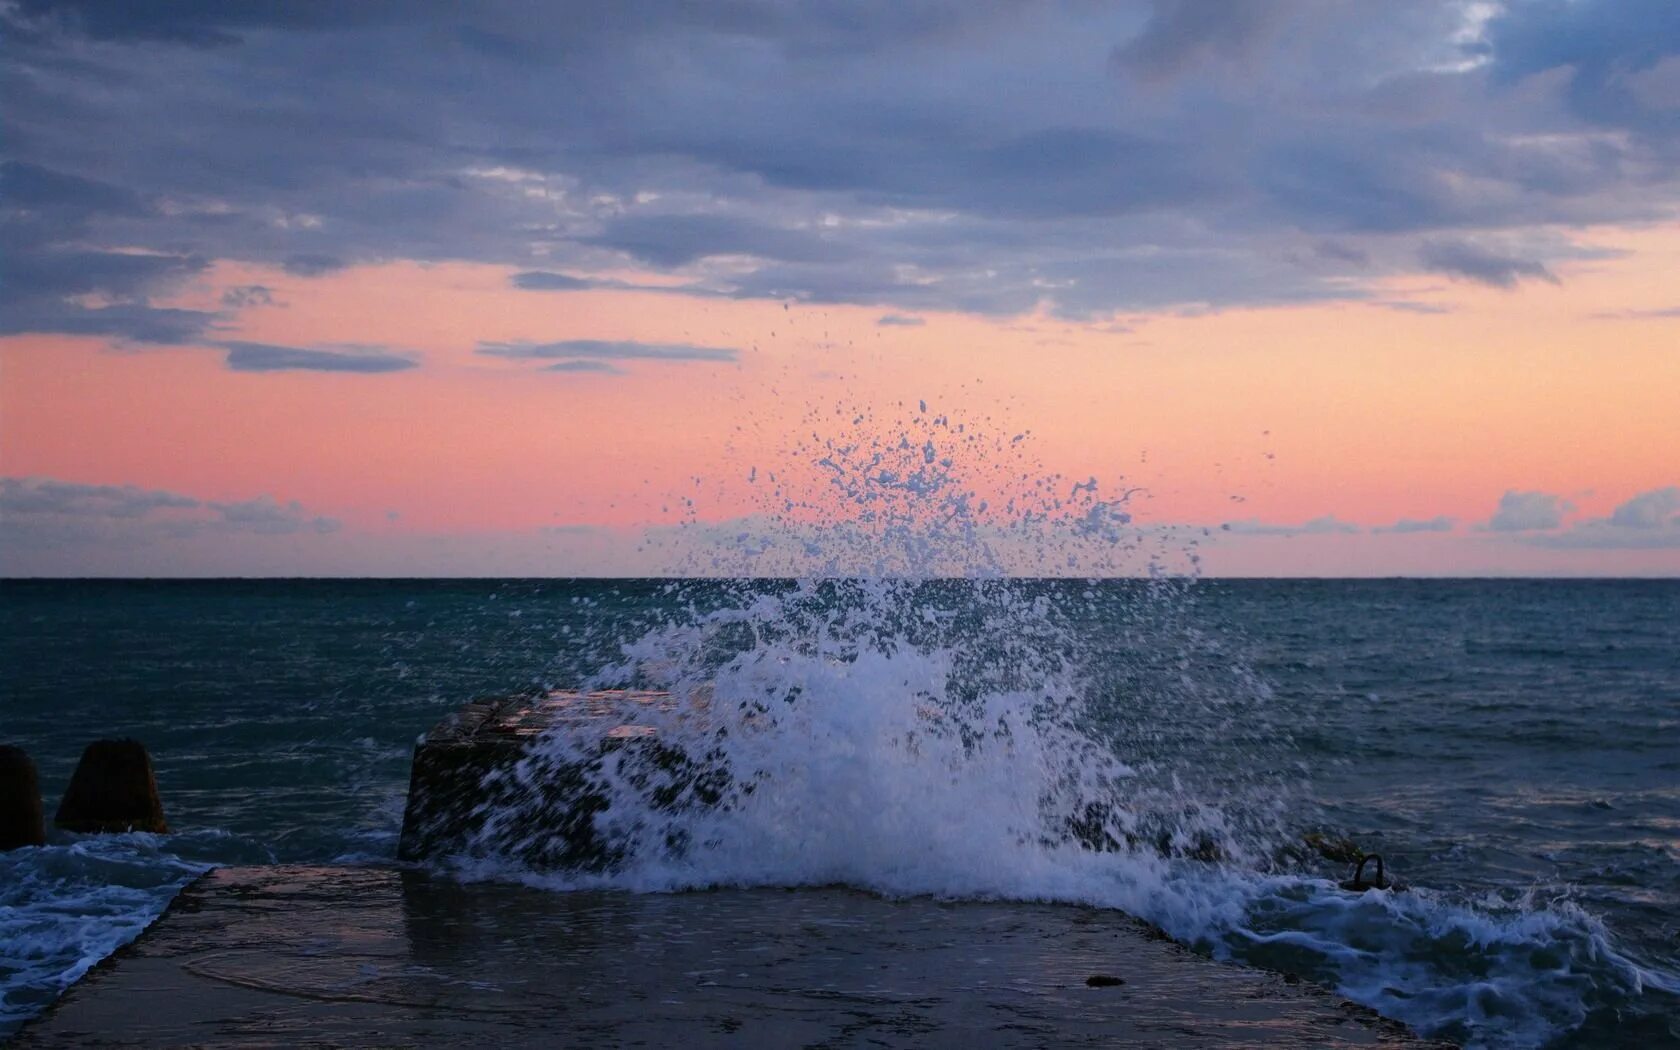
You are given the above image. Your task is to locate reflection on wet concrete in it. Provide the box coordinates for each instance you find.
[16,866,1442,1047]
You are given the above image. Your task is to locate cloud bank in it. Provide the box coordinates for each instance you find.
[4,0,1678,338]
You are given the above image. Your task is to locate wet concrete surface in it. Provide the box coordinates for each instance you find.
[14,866,1447,1048]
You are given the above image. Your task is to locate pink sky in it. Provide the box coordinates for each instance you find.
[3,223,1677,576]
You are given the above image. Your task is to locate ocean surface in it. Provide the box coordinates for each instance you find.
[1,578,1676,1048]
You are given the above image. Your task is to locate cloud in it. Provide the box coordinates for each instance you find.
[477,339,738,363]
[209,494,340,535]
[1608,485,1680,528]
[280,253,346,277]
[0,477,198,518]
[1478,486,1680,547]
[544,360,625,375]
[218,341,418,373]
[1375,300,1454,315]
[1419,240,1559,288]
[1221,514,1360,536]
[1485,0,1680,135]
[1376,515,1456,534]
[510,270,595,291]
[876,313,926,327]
[1485,489,1571,531]
[0,476,339,539]
[1112,0,1308,81]
[1590,305,1680,320]
[2,1,1676,326]
[1,159,146,214]
[0,245,219,344]
[1523,486,1680,549]
[220,284,276,308]
[583,213,854,268]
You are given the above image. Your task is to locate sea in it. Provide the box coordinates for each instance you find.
[1,577,1675,1048]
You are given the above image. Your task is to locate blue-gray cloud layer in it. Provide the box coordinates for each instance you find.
[1222,514,1360,536]
[218,341,418,373]
[478,339,738,363]
[0,477,339,539]
[4,0,1679,338]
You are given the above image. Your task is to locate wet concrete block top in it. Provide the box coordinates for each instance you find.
[13,865,1447,1049]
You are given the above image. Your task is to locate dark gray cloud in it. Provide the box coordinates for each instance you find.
[0,477,198,518]
[478,339,738,363]
[876,313,925,327]
[1591,305,1680,321]
[280,253,346,277]
[1376,300,1455,315]
[1419,240,1559,288]
[1377,515,1457,534]
[220,284,276,308]
[219,341,418,373]
[2,0,1677,327]
[584,213,856,268]
[1111,0,1309,82]
[1222,514,1360,536]
[545,360,625,375]
[1485,489,1571,531]
[0,476,339,537]
[1486,0,1680,137]
[511,271,595,291]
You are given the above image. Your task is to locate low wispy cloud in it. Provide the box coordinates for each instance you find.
[477,339,739,363]
[876,313,926,327]
[1374,300,1454,315]
[1222,514,1360,536]
[0,478,198,519]
[0,477,339,540]
[1589,306,1680,321]
[1419,241,1559,289]
[545,360,625,375]
[1484,490,1571,532]
[280,253,345,277]
[218,341,418,373]
[510,271,596,291]
[220,284,277,308]
[1376,515,1456,534]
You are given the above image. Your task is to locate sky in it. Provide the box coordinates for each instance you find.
[1,0,1677,577]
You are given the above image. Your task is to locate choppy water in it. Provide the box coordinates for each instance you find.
[1,577,1676,1048]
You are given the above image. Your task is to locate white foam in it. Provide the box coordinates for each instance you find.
[450,405,1672,1049]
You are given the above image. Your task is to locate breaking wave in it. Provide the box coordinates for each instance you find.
[444,406,1674,1049]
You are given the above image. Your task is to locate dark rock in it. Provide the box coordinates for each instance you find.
[1085,974,1125,987]
[1,745,47,849]
[54,739,168,834]
[1303,831,1365,865]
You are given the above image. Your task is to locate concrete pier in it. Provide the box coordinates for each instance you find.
[12,865,1447,1048]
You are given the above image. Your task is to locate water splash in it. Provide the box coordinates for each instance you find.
[449,404,1670,1050]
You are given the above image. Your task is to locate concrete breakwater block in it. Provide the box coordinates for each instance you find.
[12,865,1447,1048]
[398,689,727,869]
[53,739,168,835]
[1,745,48,850]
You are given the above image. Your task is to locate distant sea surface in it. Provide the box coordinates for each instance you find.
[2,578,1676,1048]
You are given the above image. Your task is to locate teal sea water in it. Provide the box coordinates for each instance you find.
[2,578,1677,1048]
